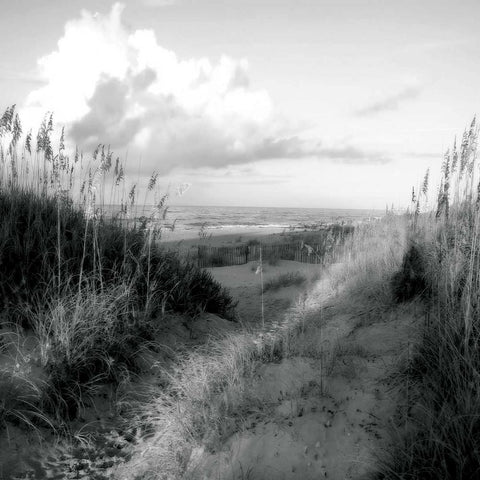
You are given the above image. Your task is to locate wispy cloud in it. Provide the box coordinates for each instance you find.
[356,85,422,117]
[316,145,390,164]
[140,0,177,7]
[400,38,474,55]
[0,67,44,85]
[404,150,442,159]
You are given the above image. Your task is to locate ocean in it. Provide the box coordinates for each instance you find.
[164,205,384,238]
[100,204,384,241]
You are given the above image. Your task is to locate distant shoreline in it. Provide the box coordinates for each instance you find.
[160,222,358,251]
[160,225,288,249]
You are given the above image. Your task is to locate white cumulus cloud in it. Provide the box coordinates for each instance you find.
[24,3,388,174]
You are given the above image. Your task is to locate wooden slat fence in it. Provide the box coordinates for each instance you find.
[194,225,354,267]
[197,242,330,268]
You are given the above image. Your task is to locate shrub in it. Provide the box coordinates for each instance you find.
[154,260,237,319]
[0,188,236,326]
[391,241,427,302]
[0,189,143,318]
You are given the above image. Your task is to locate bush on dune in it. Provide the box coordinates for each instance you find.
[390,241,427,302]
[0,188,236,324]
[0,189,137,310]
[0,105,236,425]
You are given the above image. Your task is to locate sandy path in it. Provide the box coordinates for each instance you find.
[185,284,421,479]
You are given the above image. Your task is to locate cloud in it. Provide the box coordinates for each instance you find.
[316,145,390,164]
[356,85,422,117]
[140,0,177,6]
[25,3,389,173]
[404,151,441,159]
[0,65,44,85]
[400,39,473,55]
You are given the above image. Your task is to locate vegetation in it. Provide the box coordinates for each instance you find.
[0,105,236,429]
[390,241,427,302]
[376,118,480,479]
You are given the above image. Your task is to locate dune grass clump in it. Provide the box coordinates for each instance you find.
[0,187,236,325]
[379,319,480,480]
[0,189,140,318]
[0,105,236,428]
[33,283,146,420]
[0,331,53,431]
[329,214,408,317]
[376,118,480,479]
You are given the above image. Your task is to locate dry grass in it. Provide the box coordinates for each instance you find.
[374,118,480,479]
[0,327,54,433]
[330,213,408,320]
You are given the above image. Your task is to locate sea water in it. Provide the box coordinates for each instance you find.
[99,204,384,241]
[166,205,383,233]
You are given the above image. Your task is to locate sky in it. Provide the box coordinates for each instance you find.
[1,0,479,209]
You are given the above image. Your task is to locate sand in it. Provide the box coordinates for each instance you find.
[184,278,422,480]
[207,259,322,327]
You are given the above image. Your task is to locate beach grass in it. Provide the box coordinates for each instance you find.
[0,106,236,432]
[374,118,480,479]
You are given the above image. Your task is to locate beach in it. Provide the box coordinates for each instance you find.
[157,204,382,248]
